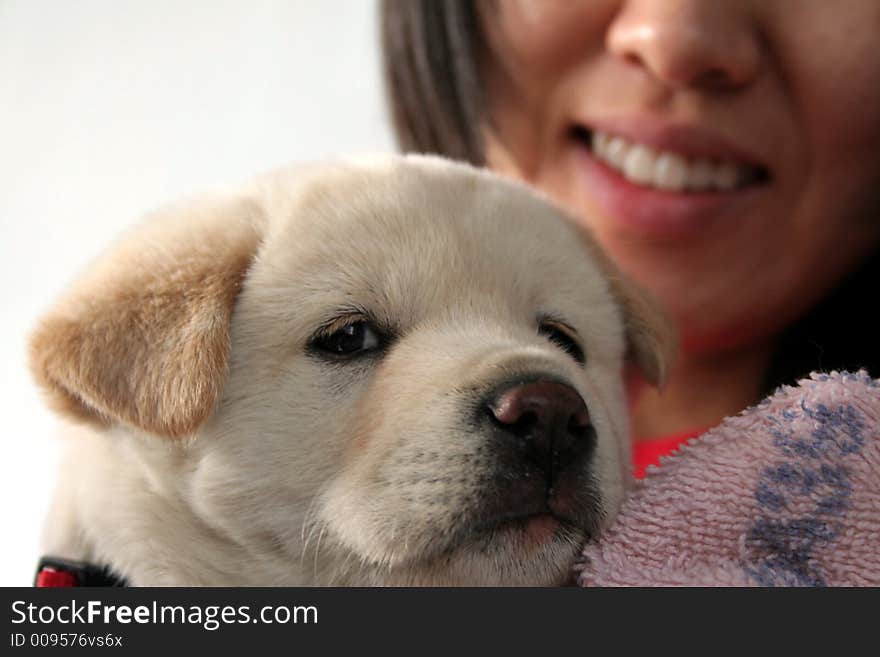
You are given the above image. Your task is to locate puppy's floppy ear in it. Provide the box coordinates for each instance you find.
[29,195,264,439]
[604,271,676,387]
[578,234,676,387]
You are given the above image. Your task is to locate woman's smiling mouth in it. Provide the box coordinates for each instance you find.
[578,127,768,193]
[566,120,771,239]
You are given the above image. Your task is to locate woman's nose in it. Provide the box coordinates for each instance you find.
[606,0,762,91]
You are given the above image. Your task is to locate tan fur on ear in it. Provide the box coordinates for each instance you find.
[577,233,676,387]
[29,196,264,438]
[603,271,676,386]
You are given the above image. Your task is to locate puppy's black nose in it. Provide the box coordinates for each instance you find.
[486,380,592,478]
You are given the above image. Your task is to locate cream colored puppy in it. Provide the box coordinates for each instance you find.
[30,155,670,586]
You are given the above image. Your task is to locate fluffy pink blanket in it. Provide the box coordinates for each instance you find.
[578,371,880,586]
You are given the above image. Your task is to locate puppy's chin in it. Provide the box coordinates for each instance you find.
[319,511,593,586]
[438,516,589,586]
[379,525,586,587]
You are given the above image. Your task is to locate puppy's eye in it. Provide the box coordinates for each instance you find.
[311,320,382,359]
[538,321,586,366]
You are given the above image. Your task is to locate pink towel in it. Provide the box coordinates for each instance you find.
[577,371,880,586]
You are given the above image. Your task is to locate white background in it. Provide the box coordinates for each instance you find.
[0,0,393,585]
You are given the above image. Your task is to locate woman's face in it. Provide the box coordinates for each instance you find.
[481,0,880,355]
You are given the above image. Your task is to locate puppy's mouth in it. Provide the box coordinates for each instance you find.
[447,489,600,556]
[469,511,584,548]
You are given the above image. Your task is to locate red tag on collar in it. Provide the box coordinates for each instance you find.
[34,557,127,587]
[36,567,79,587]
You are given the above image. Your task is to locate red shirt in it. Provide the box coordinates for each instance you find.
[632,428,706,479]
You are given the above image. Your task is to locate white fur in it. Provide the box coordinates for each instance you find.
[36,155,652,586]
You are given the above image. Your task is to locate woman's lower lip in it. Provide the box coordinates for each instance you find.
[572,145,764,240]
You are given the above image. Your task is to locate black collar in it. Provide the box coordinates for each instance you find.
[35,556,128,587]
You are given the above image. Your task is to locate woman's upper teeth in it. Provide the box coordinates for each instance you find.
[591,130,755,192]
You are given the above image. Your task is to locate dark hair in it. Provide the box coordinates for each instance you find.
[761,254,879,394]
[381,0,486,164]
[380,0,880,391]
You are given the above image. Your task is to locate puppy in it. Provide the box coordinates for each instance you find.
[29,154,670,586]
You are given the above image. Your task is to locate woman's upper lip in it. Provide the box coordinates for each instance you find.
[572,116,771,171]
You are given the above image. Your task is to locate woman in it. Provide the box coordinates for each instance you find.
[381,0,880,475]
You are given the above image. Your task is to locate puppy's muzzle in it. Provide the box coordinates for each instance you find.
[477,378,597,526]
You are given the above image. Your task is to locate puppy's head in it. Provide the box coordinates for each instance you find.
[30,155,672,585]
